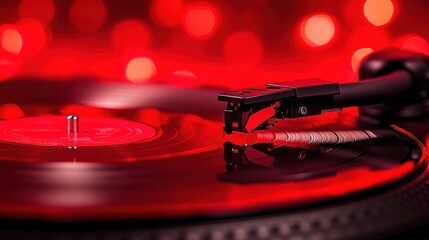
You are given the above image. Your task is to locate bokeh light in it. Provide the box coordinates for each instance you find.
[223,31,264,66]
[351,48,374,73]
[70,0,107,33]
[0,26,22,55]
[300,14,336,47]
[364,0,395,27]
[0,1,424,89]
[16,19,47,57]
[111,20,151,53]
[126,57,157,83]
[0,25,21,80]
[183,2,218,40]
[398,35,429,55]
[150,0,185,27]
[19,0,55,25]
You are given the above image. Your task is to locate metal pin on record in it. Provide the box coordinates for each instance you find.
[67,115,79,138]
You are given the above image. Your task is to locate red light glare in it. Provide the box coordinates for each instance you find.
[70,0,107,33]
[183,2,218,40]
[126,57,157,83]
[111,20,151,53]
[351,48,374,73]
[150,0,185,27]
[19,0,55,25]
[223,31,264,66]
[0,26,22,55]
[300,14,336,47]
[16,19,47,57]
[398,35,429,55]
[364,0,395,27]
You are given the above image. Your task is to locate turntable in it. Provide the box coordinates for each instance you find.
[0,48,426,240]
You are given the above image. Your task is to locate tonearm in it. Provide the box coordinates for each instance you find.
[218,49,429,134]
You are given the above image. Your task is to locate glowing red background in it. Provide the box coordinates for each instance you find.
[0,0,427,88]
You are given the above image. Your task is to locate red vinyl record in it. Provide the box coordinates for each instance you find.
[0,83,425,222]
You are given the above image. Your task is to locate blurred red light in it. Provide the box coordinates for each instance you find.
[183,2,218,40]
[70,0,107,33]
[398,35,429,55]
[111,20,151,53]
[0,25,20,81]
[150,0,185,27]
[300,14,336,47]
[0,26,22,55]
[364,0,395,26]
[16,19,47,57]
[126,57,157,83]
[19,0,55,25]
[223,31,264,67]
[351,48,374,73]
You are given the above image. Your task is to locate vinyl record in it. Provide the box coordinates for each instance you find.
[0,82,425,223]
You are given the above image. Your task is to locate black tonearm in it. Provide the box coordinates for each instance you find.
[218,49,429,134]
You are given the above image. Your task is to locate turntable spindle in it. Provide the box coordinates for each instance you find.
[67,115,79,133]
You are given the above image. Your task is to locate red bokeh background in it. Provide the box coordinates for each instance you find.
[0,0,427,88]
